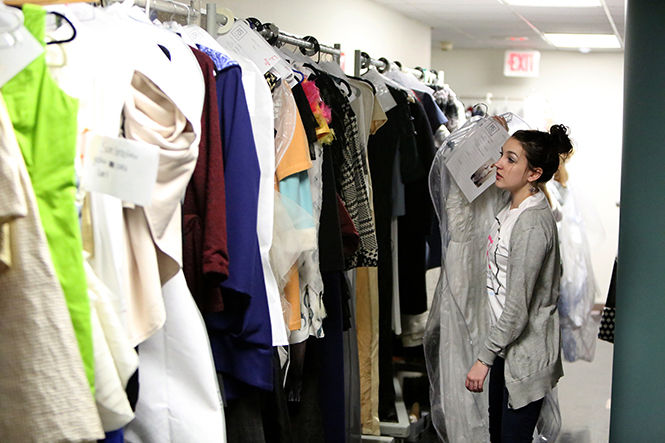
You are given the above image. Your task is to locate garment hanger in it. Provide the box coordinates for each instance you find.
[331,75,353,98]
[254,20,307,69]
[317,44,350,83]
[215,7,234,34]
[472,103,488,116]
[377,57,389,74]
[4,0,89,4]
[46,36,67,67]
[0,4,22,47]
[348,76,376,94]
[261,22,280,46]
[357,51,372,75]
[302,62,321,76]
[245,16,262,30]
[45,11,77,45]
[292,68,305,84]
[298,35,320,63]
[304,61,352,98]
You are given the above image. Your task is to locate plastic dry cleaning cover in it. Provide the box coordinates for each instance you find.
[425,122,561,442]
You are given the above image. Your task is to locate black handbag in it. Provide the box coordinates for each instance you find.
[598,258,617,343]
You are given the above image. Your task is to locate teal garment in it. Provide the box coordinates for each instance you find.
[1,4,94,391]
[278,171,315,229]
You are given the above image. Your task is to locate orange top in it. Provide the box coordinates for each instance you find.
[275,98,312,331]
[276,109,311,182]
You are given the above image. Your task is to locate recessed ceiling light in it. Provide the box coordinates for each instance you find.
[544,33,621,49]
[503,0,601,6]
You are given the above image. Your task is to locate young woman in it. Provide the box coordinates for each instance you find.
[465,123,574,442]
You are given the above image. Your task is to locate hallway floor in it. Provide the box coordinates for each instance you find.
[556,339,613,442]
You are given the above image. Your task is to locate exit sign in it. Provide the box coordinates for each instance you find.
[504,50,541,78]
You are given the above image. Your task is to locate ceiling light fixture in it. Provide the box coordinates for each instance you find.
[544,33,621,48]
[503,0,601,7]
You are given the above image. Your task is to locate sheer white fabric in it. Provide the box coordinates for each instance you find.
[548,181,600,363]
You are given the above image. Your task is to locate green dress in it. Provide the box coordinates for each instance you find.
[2,4,94,391]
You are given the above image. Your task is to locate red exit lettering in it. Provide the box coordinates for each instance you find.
[504,51,540,77]
[508,53,533,72]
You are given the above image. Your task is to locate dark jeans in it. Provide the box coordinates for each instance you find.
[489,357,543,443]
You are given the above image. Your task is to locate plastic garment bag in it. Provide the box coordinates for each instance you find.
[425,120,561,442]
[272,82,297,167]
[548,181,600,363]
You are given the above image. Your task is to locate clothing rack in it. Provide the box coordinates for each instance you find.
[413,67,445,85]
[354,50,419,76]
[107,1,342,64]
[108,1,231,37]
[102,0,223,29]
[353,49,388,76]
[253,20,342,64]
[458,95,525,103]
[264,31,341,63]
[353,49,442,85]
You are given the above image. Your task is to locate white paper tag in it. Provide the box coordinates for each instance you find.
[0,26,44,88]
[445,118,509,203]
[217,20,293,82]
[362,69,397,112]
[81,134,159,207]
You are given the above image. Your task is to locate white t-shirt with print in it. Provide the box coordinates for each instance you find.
[486,191,546,325]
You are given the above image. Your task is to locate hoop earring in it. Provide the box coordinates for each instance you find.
[529,183,538,193]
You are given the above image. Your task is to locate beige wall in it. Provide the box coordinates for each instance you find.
[210,0,432,74]
[432,48,624,300]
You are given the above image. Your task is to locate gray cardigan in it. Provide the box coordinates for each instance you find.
[478,197,564,409]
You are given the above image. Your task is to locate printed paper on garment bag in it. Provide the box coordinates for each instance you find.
[217,20,294,83]
[81,134,159,207]
[444,118,509,203]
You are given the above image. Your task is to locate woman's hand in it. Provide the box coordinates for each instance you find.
[492,115,509,131]
[465,360,490,393]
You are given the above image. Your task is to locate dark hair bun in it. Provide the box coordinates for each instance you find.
[512,124,574,183]
[549,124,574,159]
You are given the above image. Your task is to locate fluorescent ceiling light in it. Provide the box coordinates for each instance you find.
[503,0,601,6]
[544,33,621,48]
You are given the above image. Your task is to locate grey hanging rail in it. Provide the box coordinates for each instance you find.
[354,49,444,86]
[102,0,229,31]
[354,49,389,76]
[254,21,341,64]
[104,1,342,64]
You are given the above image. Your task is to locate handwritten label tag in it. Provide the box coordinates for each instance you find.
[217,20,293,83]
[0,26,44,88]
[81,134,159,207]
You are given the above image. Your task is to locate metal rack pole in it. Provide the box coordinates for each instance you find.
[354,50,389,75]
[354,49,362,76]
[334,43,341,65]
[205,3,216,36]
[260,29,341,58]
[123,0,191,16]
[120,0,342,65]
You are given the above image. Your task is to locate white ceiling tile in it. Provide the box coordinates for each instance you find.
[372,0,626,51]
